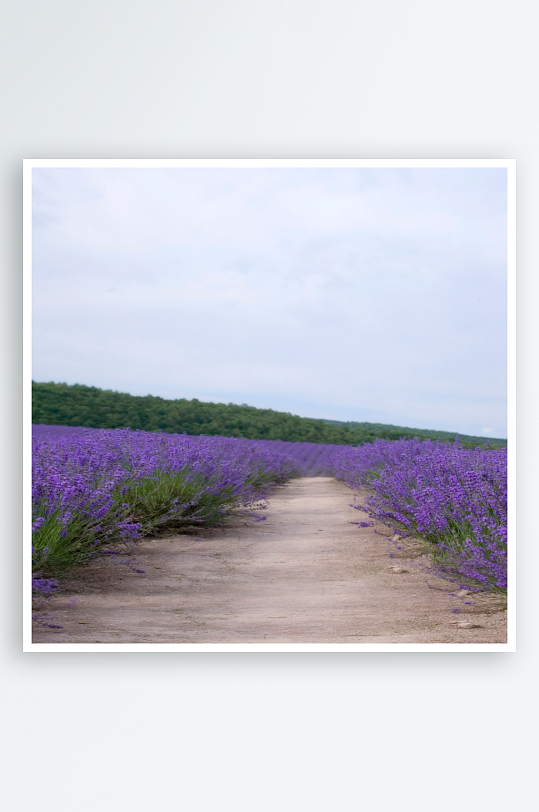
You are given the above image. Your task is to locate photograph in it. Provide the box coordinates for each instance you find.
[5,3,536,809]
[25,159,514,651]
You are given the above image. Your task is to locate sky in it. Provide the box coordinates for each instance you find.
[31,165,508,438]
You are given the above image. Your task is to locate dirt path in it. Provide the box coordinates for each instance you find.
[32,477,507,645]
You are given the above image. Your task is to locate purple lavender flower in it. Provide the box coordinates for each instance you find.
[330,437,507,592]
[31,425,300,581]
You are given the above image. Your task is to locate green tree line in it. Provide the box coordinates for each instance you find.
[32,381,507,448]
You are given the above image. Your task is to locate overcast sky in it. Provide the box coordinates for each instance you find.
[32,166,508,438]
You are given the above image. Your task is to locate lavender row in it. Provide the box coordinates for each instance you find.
[330,438,508,591]
[32,427,299,592]
[33,425,345,476]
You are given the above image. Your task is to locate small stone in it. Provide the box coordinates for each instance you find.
[451,621,481,629]
[392,534,401,542]
[457,589,471,596]
[389,566,408,574]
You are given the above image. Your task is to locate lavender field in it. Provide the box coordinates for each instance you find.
[32,425,508,597]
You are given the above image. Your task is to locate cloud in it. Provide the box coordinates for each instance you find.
[32,166,508,437]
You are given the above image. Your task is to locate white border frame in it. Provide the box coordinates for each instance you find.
[23,158,516,653]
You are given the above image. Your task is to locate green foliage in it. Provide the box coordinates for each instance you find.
[32,381,507,448]
[32,508,104,576]
[319,418,505,448]
[114,470,238,534]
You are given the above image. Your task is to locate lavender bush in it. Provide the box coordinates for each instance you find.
[331,438,507,592]
[32,427,298,591]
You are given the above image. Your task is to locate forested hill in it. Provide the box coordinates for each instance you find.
[319,418,507,446]
[32,381,507,448]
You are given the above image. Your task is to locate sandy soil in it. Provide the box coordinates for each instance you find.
[32,477,507,645]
